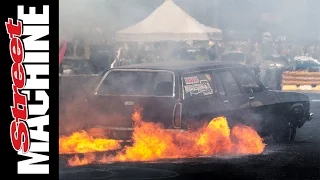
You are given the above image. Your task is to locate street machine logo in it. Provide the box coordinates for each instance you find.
[5,5,49,174]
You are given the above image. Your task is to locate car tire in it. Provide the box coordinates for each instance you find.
[273,126,297,143]
[273,106,304,143]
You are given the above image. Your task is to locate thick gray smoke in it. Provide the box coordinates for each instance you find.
[59,0,320,135]
[59,0,320,42]
[59,0,162,38]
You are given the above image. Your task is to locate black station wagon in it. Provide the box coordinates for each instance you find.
[92,61,313,142]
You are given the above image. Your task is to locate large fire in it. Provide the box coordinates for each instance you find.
[59,109,266,166]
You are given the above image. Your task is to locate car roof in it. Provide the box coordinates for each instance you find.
[113,60,244,73]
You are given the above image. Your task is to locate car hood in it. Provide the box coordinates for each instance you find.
[270,90,310,103]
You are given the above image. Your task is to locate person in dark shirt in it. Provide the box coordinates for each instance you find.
[208,45,217,61]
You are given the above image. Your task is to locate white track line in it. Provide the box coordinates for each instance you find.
[311,100,320,102]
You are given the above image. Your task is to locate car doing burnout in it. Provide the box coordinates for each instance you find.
[92,61,313,142]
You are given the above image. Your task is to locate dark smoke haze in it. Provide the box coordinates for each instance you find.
[58,0,320,134]
[59,0,320,42]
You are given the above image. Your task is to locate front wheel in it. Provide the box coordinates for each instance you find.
[273,125,297,143]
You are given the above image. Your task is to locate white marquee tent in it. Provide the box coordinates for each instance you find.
[115,0,222,42]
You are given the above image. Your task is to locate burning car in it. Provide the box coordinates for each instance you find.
[91,61,313,142]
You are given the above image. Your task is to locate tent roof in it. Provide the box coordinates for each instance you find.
[115,0,221,42]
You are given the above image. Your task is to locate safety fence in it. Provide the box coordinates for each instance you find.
[282,71,320,91]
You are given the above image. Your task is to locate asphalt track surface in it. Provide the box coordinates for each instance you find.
[59,92,320,180]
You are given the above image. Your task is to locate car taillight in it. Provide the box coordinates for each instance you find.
[173,103,182,128]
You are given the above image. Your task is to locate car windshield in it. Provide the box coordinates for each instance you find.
[97,70,174,96]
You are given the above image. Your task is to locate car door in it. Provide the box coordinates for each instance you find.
[214,70,251,128]
[231,67,281,132]
[181,71,227,130]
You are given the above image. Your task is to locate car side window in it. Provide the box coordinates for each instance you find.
[153,72,174,96]
[232,68,263,93]
[212,72,226,96]
[217,71,242,97]
[98,71,173,96]
[153,72,173,89]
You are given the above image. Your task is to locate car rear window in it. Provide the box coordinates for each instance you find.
[182,72,215,99]
[97,70,174,97]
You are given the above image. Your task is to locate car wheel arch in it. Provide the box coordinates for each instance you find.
[289,103,305,127]
[272,103,304,143]
[289,103,304,115]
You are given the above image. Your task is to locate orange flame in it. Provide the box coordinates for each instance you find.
[59,109,266,166]
[59,130,120,154]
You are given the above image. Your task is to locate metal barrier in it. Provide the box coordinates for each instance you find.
[282,71,320,91]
